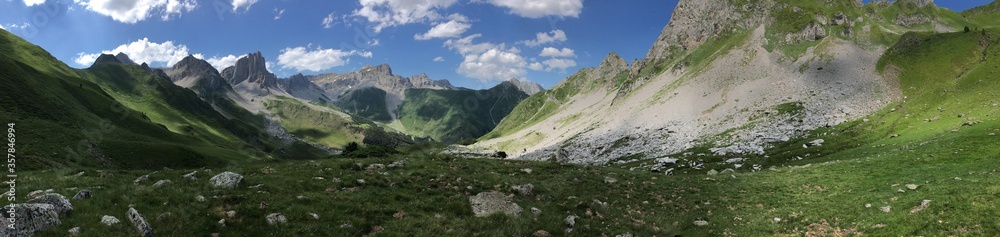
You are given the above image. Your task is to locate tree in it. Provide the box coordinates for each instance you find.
[345,142,359,153]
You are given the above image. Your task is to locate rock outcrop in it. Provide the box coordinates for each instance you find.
[469,191,523,217]
[505,78,545,95]
[90,54,121,67]
[221,51,279,89]
[646,0,770,59]
[115,52,137,65]
[0,204,61,237]
[165,55,229,94]
[126,208,154,237]
[210,172,244,188]
[313,64,454,120]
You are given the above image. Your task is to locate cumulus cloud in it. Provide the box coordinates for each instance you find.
[23,0,45,6]
[539,47,574,57]
[414,19,470,40]
[73,38,194,66]
[485,0,582,18]
[231,0,258,12]
[433,56,445,62]
[74,0,197,23]
[527,61,543,71]
[352,0,457,32]
[277,46,372,72]
[541,58,576,72]
[445,34,527,82]
[522,29,567,47]
[206,54,245,71]
[0,25,5,30]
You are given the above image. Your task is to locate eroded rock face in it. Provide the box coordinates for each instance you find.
[469,191,523,217]
[220,52,279,88]
[0,203,62,237]
[646,0,770,59]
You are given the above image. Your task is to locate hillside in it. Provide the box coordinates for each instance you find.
[476,0,1000,165]
[0,30,258,169]
[396,81,530,143]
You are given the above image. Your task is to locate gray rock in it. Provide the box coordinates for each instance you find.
[217,219,226,227]
[593,199,609,209]
[266,213,287,225]
[25,189,52,200]
[308,213,320,220]
[209,172,243,188]
[126,208,153,237]
[521,168,533,174]
[388,160,407,169]
[68,226,81,236]
[153,179,172,187]
[880,206,892,213]
[909,199,932,215]
[0,203,61,237]
[195,195,206,202]
[101,215,121,226]
[694,220,709,226]
[720,168,735,174]
[564,215,579,228]
[616,233,634,237]
[226,210,236,218]
[604,176,618,184]
[808,139,825,147]
[182,171,198,180]
[530,207,542,215]
[895,13,930,27]
[511,184,535,196]
[646,0,769,58]
[73,189,92,200]
[469,191,523,217]
[73,172,86,177]
[366,164,386,170]
[707,169,719,176]
[832,12,847,25]
[27,193,73,215]
[134,174,150,184]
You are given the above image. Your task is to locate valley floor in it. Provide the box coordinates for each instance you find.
[19,129,1000,236]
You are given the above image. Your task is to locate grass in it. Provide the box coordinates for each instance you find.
[265,96,361,149]
[400,82,528,143]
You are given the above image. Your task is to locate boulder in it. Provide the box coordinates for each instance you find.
[27,193,73,215]
[694,220,709,226]
[469,191,523,217]
[72,189,92,200]
[511,184,535,196]
[266,213,287,225]
[153,179,172,187]
[133,174,149,184]
[101,215,120,226]
[564,215,579,228]
[388,160,407,169]
[68,226,81,236]
[182,171,198,180]
[126,208,153,237]
[210,172,243,188]
[832,12,847,25]
[0,203,61,237]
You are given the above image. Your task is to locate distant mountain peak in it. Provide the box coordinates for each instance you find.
[361,64,393,76]
[504,78,544,95]
[220,51,277,88]
[91,54,121,67]
[115,53,137,65]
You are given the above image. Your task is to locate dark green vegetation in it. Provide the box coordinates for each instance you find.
[398,82,528,143]
[338,87,393,122]
[266,97,415,149]
[0,30,271,170]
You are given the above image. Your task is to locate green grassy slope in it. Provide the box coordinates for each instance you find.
[0,30,243,169]
[337,87,393,123]
[398,82,529,143]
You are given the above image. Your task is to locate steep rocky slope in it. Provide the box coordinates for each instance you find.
[312,64,454,121]
[476,0,990,165]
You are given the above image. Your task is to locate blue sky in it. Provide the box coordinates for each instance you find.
[0,0,993,89]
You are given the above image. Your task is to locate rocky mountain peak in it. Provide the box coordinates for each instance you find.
[164,54,228,94]
[409,73,454,89]
[645,0,769,59]
[91,54,121,67]
[361,64,394,76]
[115,53,137,65]
[895,0,935,7]
[220,51,277,88]
[173,55,220,76]
[505,78,544,95]
[600,52,629,71]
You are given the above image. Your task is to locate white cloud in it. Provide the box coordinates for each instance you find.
[231,0,258,12]
[527,61,543,71]
[539,47,574,57]
[414,19,470,40]
[277,46,372,72]
[322,12,336,29]
[74,0,197,23]
[522,29,567,47]
[541,58,576,72]
[367,39,380,46]
[23,0,45,6]
[433,56,444,62]
[73,52,99,66]
[3,22,30,30]
[352,0,457,32]
[485,0,582,18]
[0,25,5,30]
[445,34,527,82]
[206,54,245,71]
[274,8,285,20]
[73,38,193,66]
